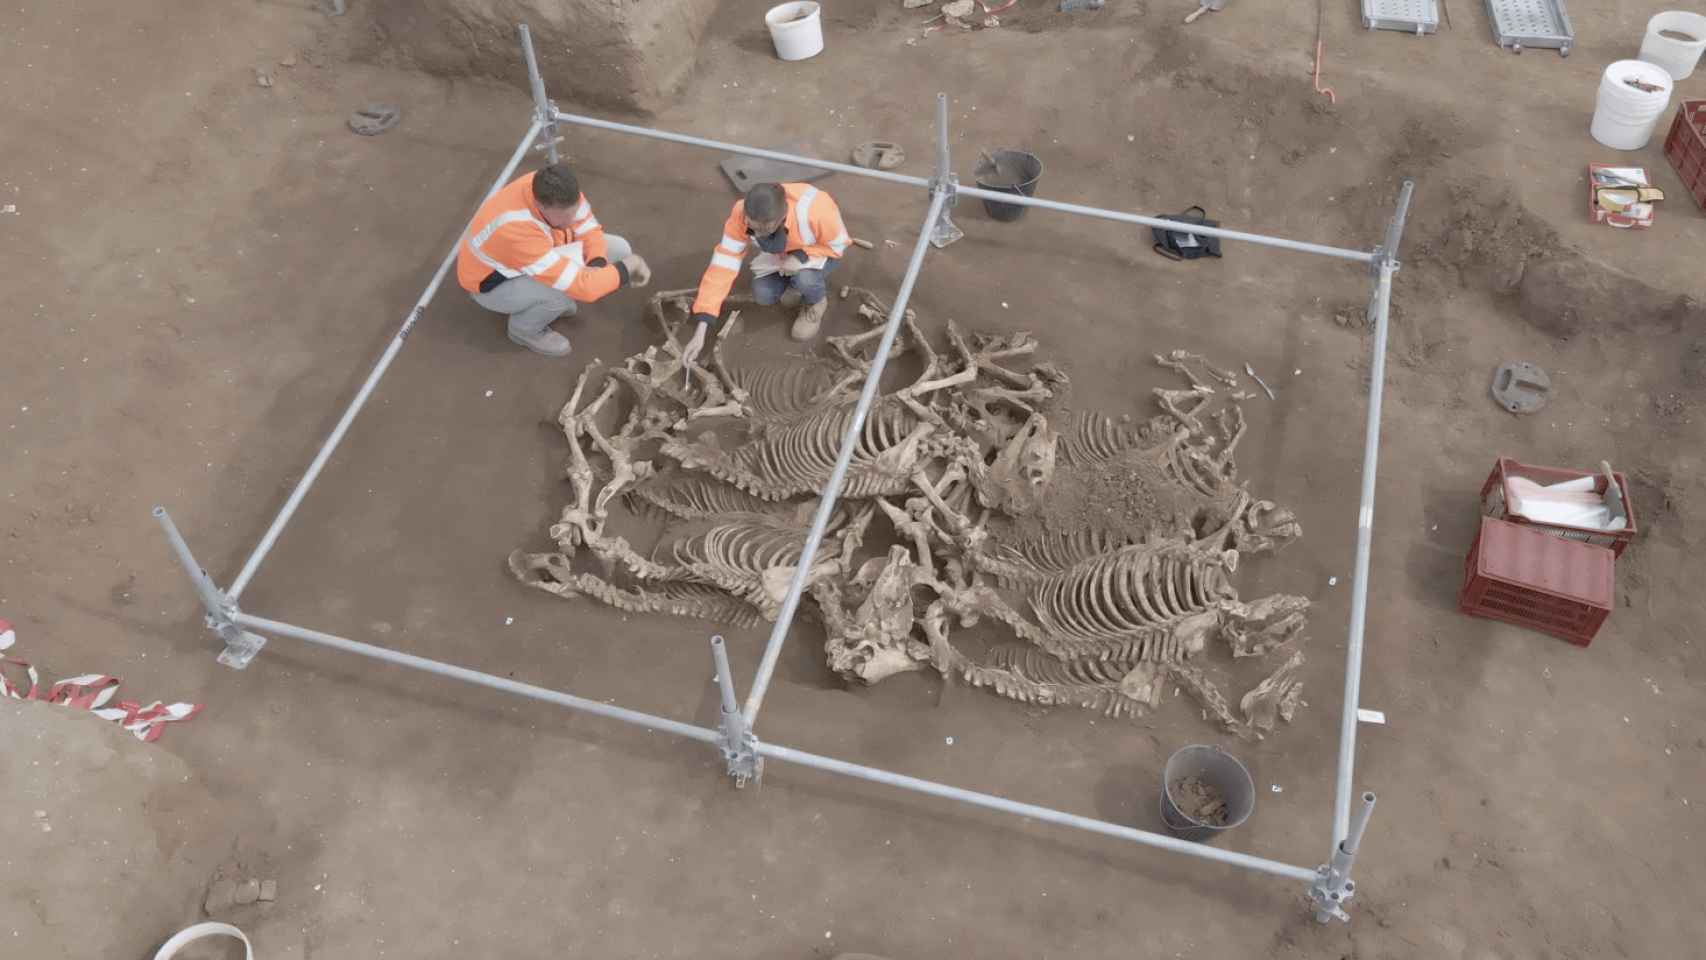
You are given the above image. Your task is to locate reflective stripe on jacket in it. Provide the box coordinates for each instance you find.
[691,183,849,319]
[455,171,618,300]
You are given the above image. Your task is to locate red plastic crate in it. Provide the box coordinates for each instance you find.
[1479,457,1637,556]
[1665,99,1706,213]
[1460,517,1614,646]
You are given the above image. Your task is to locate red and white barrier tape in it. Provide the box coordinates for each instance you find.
[0,618,202,742]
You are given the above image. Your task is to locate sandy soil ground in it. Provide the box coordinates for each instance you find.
[4,0,1704,957]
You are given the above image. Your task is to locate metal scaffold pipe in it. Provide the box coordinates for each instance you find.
[232,612,723,745]
[1331,178,1412,845]
[740,188,950,726]
[953,185,1377,262]
[225,119,546,602]
[554,109,932,189]
[757,742,1321,882]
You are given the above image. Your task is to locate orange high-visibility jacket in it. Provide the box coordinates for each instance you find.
[456,171,621,301]
[691,183,850,319]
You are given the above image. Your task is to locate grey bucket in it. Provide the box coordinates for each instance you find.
[974,149,1043,222]
[1159,744,1255,842]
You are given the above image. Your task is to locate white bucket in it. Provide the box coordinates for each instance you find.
[1638,11,1706,81]
[765,2,824,61]
[1589,59,1674,151]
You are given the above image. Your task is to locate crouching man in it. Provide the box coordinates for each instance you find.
[456,163,651,357]
[681,182,851,365]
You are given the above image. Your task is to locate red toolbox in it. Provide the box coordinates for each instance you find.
[1479,458,1637,556]
[1664,99,1706,213]
[1460,516,1615,646]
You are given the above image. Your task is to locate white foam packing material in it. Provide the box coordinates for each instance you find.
[1506,476,1619,530]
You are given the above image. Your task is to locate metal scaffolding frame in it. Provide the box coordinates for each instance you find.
[152,24,1412,923]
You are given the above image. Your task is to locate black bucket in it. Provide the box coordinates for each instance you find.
[1159,745,1255,843]
[974,149,1043,222]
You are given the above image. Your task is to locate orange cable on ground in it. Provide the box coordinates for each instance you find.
[1313,0,1337,104]
[1314,39,1337,104]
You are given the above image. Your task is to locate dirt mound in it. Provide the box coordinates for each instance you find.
[994,442,1212,546]
[1682,339,1706,390]
[356,0,720,113]
[1407,178,1705,342]
[1518,257,1704,341]
[1410,180,1563,294]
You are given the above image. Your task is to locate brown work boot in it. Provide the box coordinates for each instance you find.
[790,299,827,341]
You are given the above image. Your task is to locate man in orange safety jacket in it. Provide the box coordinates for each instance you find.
[457,163,652,357]
[681,182,850,366]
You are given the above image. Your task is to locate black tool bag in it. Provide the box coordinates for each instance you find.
[1151,206,1223,261]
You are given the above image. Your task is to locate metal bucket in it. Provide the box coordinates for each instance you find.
[974,149,1043,222]
[1159,744,1255,842]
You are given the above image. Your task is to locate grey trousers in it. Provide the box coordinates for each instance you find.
[470,234,631,338]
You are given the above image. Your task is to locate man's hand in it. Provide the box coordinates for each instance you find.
[681,319,710,378]
[779,251,826,276]
[620,254,652,288]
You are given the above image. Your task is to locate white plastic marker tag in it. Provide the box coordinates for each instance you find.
[1356,708,1386,725]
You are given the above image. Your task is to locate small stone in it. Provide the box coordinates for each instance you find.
[205,879,237,913]
[259,880,278,902]
[235,879,261,905]
[279,53,298,68]
[903,0,933,7]
[32,810,46,819]
[942,0,975,15]
[254,68,273,88]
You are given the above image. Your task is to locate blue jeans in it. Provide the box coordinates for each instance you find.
[752,258,838,306]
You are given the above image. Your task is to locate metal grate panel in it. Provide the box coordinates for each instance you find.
[1485,0,1574,54]
[1362,0,1439,33]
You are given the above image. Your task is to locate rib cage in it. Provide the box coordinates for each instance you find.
[509,550,764,627]
[722,358,841,422]
[665,400,937,501]
[1158,435,1228,498]
[1003,528,1143,575]
[958,646,1151,718]
[1058,411,1148,466]
[1028,545,1234,655]
[992,645,1134,686]
[627,471,788,521]
[667,513,830,613]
